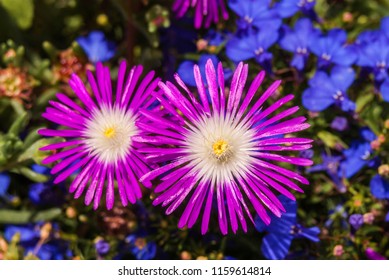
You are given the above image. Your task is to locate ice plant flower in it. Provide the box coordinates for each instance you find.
[255,196,320,260]
[139,59,313,235]
[38,61,159,210]
[172,0,229,29]
[76,31,115,64]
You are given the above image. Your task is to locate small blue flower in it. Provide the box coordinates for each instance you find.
[349,214,363,230]
[308,154,346,192]
[359,127,377,142]
[228,0,281,31]
[125,233,157,260]
[385,211,389,222]
[4,223,72,259]
[370,175,389,199]
[310,29,357,68]
[339,141,372,179]
[330,117,348,131]
[77,31,115,63]
[177,54,232,87]
[95,239,110,256]
[302,66,355,112]
[279,18,320,70]
[204,29,229,47]
[226,28,278,71]
[275,0,317,19]
[379,78,389,102]
[255,196,319,260]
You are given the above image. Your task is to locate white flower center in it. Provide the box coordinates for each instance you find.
[83,105,138,163]
[184,115,256,182]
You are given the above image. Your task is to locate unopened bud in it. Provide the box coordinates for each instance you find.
[363,213,374,224]
[333,245,344,256]
[378,164,389,176]
[180,251,192,260]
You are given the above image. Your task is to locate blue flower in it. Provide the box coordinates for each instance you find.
[28,165,64,206]
[302,66,355,112]
[330,116,348,131]
[125,233,157,260]
[385,211,389,222]
[226,28,278,71]
[255,196,320,260]
[177,54,232,87]
[310,29,357,68]
[308,154,346,192]
[95,239,110,257]
[4,223,72,260]
[370,175,389,199]
[204,29,229,47]
[77,31,115,63]
[275,0,317,19]
[349,214,363,230]
[279,18,319,70]
[339,141,372,179]
[228,0,281,31]
[360,127,377,142]
[356,33,389,82]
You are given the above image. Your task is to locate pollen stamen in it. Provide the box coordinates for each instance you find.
[104,127,116,138]
[212,139,232,162]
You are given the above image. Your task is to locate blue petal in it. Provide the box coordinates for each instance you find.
[280,31,300,52]
[226,35,256,62]
[4,225,39,243]
[302,88,334,112]
[380,78,389,102]
[275,0,300,18]
[359,127,377,142]
[299,226,320,242]
[340,98,356,112]
[0,172,11,196]
[177,61,196,87]
[31,164,50,175]
[380,16,389,38]
[291,54,306,70]
[331,46,357,66]
[261,233,293,260]
[328,29,347,44]
[330,66,355,91]
[370,175,389,199]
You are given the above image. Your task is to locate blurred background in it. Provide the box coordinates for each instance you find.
[0,0,388,260]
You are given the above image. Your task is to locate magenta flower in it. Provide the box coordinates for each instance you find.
[138,59,313,235]
[173,0,229,29]
[38,61,159,210]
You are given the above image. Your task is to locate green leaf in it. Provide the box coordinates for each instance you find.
[356,93,374,113]
[0,0,34,30]
[0,208,61,224]
[18,137,64,164]
[8,111,29,136]
[12,166,48,182]
[317,131,348,149]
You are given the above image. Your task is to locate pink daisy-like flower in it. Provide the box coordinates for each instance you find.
[173,0,229,29]
[138,59,313,235]
[39,61,159,210]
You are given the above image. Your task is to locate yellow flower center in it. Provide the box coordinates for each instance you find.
[104,127,116,138]
[212,139,233,163]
